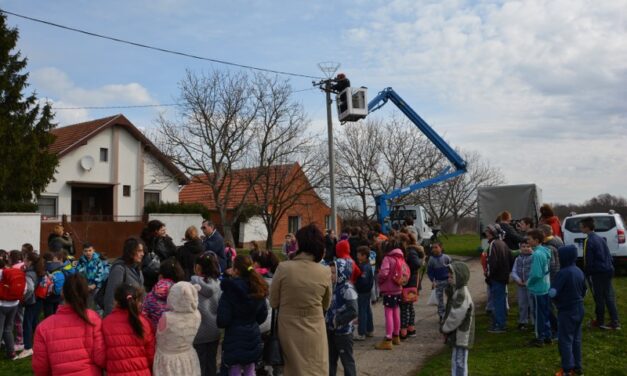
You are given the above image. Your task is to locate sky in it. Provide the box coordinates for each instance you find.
[2,0,626,204]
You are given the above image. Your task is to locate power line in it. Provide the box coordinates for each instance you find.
[0,9,323,80]
[52,88,317,110]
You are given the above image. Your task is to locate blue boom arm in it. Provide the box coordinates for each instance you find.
[368,87,467,232]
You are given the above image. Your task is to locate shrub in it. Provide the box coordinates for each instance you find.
[143,202,210,219]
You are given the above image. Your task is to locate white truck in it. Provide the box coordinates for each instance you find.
[477,184,542,248]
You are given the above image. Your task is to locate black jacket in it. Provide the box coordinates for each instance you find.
[500,222,525,250]
[217,278,268,366]
[324,234,337,262]
[487,239,514,284]
[404,247,423,288]
[177,239,204,281]
[348,236,368,261]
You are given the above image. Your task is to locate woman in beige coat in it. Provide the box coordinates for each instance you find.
[270,224,332,376]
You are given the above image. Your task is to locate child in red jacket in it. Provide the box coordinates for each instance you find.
[103,284,155,376]
[33,274,105,375]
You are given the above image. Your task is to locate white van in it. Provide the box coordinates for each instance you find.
[562,211,627,263]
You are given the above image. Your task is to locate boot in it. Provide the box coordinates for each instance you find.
[400,328,408,340]
[375,338,393,350]
[392,335,401,345]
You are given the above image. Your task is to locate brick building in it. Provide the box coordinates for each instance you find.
[179,163,332,247]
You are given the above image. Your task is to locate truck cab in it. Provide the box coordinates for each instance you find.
[387,205,434,242]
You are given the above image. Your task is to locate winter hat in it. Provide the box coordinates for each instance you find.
[167,281,200,313]
[335,240,351,259]
[484,224,505,240]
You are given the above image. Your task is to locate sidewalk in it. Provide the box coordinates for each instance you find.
[345,257,487,376]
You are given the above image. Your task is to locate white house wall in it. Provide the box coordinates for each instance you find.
[117,129,141,218]
[143,153,179,204]
[238,216,268,244]
[0,213,41,252]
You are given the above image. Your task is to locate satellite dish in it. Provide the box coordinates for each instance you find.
[80,155,95,171]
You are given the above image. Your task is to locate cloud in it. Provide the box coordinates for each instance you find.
[31,67,156,125]
[338,0,627,203]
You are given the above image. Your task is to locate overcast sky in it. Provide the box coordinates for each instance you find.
[3,0,626,204]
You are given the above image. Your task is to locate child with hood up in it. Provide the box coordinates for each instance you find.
[549,245,586,376]
[440,261,475,376]
[335,240,361,284]
[153,281,202,376]
[142,258,185,331]
[326,258,358,376]
[217,255,268,376]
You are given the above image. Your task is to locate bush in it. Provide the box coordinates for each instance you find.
[144,202,210,219]
[0,201,38,212]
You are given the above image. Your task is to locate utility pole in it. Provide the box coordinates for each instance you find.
[315,62,340,233]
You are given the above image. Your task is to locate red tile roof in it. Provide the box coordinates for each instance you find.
[180,163,327,211]
[49,114,188,184]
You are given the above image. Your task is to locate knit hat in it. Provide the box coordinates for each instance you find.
[167,281,200,313]
[484,224,505,240]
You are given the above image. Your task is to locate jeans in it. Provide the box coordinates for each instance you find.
[228,363,254,376]
[558,305,584,372]
[195,340,220,376]
[0,305,18,355]
[435,280,449,319]
[357,293,374,336]
[516,285,534,325]
[590,273,620,324]
[533,293,552,340]
[328,332,356,376]
[451,346,468,376]
[490,281,507,330]
[23,300,43,350]
[43,299,60,318]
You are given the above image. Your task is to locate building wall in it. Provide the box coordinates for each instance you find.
[148,213,204,246]
[41,126,180,220]
[0,213,41,252]
[270,197,331,247]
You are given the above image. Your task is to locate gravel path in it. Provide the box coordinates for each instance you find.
[343,257,487,376]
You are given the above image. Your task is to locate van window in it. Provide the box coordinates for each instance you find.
[564,216,616,233]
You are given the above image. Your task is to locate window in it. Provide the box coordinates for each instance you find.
[38,196,57,218]
[100,148,108,162]
[144,191,161,205]
[123,185,131,197]
[564,216,616,233]
[288,216,300,234]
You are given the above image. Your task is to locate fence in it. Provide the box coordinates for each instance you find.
[41,215,145,259]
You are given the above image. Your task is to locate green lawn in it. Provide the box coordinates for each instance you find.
[439,234,482,258]
[418,276,627,375]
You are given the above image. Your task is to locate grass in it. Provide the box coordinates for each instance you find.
[418,276,627,375]
[439,234,482,258]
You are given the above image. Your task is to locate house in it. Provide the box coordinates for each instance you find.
[179,163,332,246]
[39,114,187,221]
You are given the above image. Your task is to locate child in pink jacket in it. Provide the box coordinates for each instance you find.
[375,238,404,350]
[33,274,105,376]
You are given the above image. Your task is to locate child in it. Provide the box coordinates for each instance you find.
[154,281,202,376]
[16,251,45,360]
[401,244,424,339]
[511,239,534,330]
[335,240,361,284]
[326,259,358,375]
[526,229,553,347]
[43,251,72,317]
[76,242,109,311]
[354,246,374,340]
[103,284,155,375]
[375,238,405,350]
[191,252,222,376]
[440,262,475,376]
[142,257,185,330]
[282,233,297,260]
[8,250,25,351]
[225,240,238,270]
[549,245,586,376]
[217,255,268,376]
[428,241,452,322]
[0,256,25,360]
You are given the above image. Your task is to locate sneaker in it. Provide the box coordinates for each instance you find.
[15,349,33,360]
[375,338,393,350]
[392,336,401,345]
[407,329,417,337]
[366,331,375,338]
[14,344,24,352]
[600,321,622,330]
[488,327,507,334]
[527,338,544,347]
[353,334,366,341]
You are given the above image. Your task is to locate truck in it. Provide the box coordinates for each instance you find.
[477,184,543,247]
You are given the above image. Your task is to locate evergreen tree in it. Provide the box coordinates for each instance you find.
[0,13,58,210]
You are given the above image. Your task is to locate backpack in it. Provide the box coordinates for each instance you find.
[0,268,26,301]
[391,255,410,286]
[35,274,53,299]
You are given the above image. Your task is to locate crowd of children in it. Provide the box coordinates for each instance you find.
[0,206,621,375]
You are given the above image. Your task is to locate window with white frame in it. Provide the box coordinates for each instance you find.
[288,216,301,234]
[38,196,57,218]
[144,191,161,205]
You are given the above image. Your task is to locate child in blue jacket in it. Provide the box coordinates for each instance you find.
[355,246,374,340]
[550,245,586,376]
[427,241,452,321]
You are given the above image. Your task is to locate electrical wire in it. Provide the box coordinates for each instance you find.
[0,9,323,80]
[52,88,317,110]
